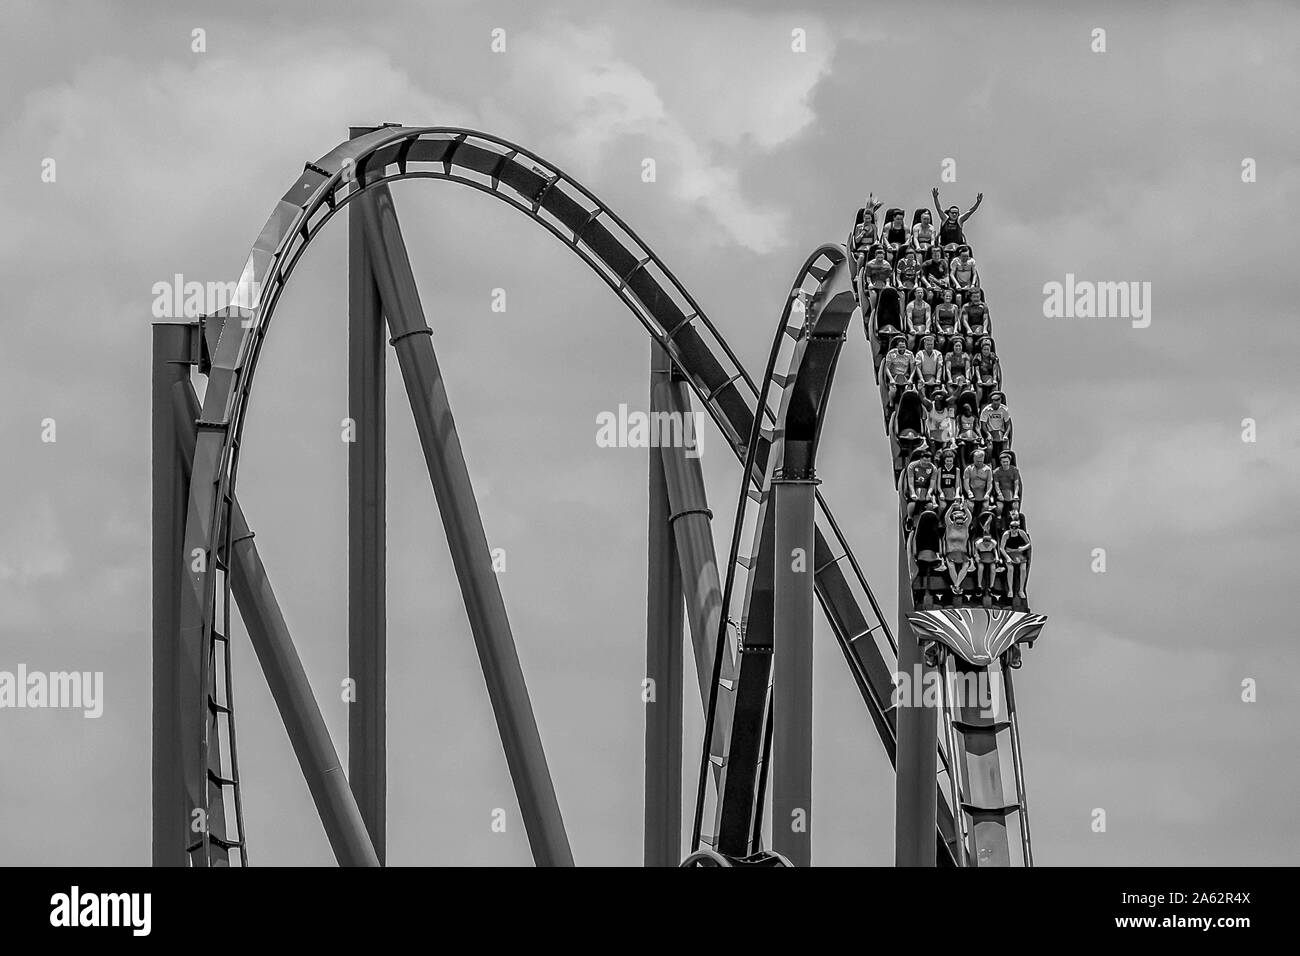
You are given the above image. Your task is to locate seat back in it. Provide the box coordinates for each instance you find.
[876,287,901,331]
[914,509,942,557]
[893,388,925,442]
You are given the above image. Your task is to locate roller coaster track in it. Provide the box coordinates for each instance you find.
[166,125,965,865]
[856,216,1047,866]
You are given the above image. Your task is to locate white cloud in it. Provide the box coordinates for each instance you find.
[495,16,833,253]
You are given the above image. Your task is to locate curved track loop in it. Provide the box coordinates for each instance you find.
[710,247,858,857]
[180,125,941,863]
[699,249,958,863]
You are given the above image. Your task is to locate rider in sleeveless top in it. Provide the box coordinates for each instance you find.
[972,512,1000,599]
[1000,513,1032,599]
[882,210,910,263]
[904,288,931,349]
[942,498,974,595]
[937,213,964,252]
[932,187,983,256]
[911,210,937,255]
[855,195,881,236]
[851,214,877,273]
[852,196,880,275]
[974,339,1001,402]
[945,337,971,389]
[961,288,990,345]
[933,288,960,349]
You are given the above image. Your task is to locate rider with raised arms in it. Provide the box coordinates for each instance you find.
[932,188,983,255]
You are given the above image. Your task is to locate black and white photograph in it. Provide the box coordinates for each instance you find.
[0,0,1294,937]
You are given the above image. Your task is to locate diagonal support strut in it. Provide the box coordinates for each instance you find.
[172,378,380,867]
[356,183,574,867]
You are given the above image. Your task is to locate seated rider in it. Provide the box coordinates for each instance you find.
[991,450,1022,529]
[933,288,960,349]
[861,246,894,312]
[973,338,1001,404]
[920,246,949,305]
[1000,512,1032,600]
[903,288,931,350]
[881,209,910,264]
[954,400,981,467]
[883,336,915,412]
[945,337,971,391]
[911,209,937,256]
[960,288,991,345]
[934,447,962,518]
[949,245,979,294]
[911,334,944,398]
[962,446,993,521]
[932,188,983,256]
[850,209,877,276]
[926,392,956,450]
[903,445,938,525]
[972,512,1000,601]
[979,390,1013,460]
[895,249,922,295]
[853,195,881,245]
[942,497,974,596]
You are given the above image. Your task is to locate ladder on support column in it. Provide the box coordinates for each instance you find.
[186,499,248,867]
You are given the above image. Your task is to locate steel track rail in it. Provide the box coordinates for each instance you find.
[178,126,944,863]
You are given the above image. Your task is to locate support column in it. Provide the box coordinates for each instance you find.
[151,321,193,867]
[172,382,380,867]
[771,475,817,866]
[895,521,938,866]
[357,184,574,866]
[644,343,684,867]
[656,377,734,778]
[953,659,1011,867]
[655,378,726,710]
[347,125,387,862]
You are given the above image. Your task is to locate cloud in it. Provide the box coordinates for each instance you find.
[494,14,834,253]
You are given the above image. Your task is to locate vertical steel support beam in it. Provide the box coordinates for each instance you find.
[655,379,726,710]
[357,184,574,866]
[953,660,1011,867]
[656,378,734,775]
[171,383,380,867]
[771,476,817,866]
[348,126,387,862]
[895,522,938,866]
[151,321,193,866]
[644,343,684,866]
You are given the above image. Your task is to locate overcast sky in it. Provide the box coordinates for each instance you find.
[2,0,1298,866]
